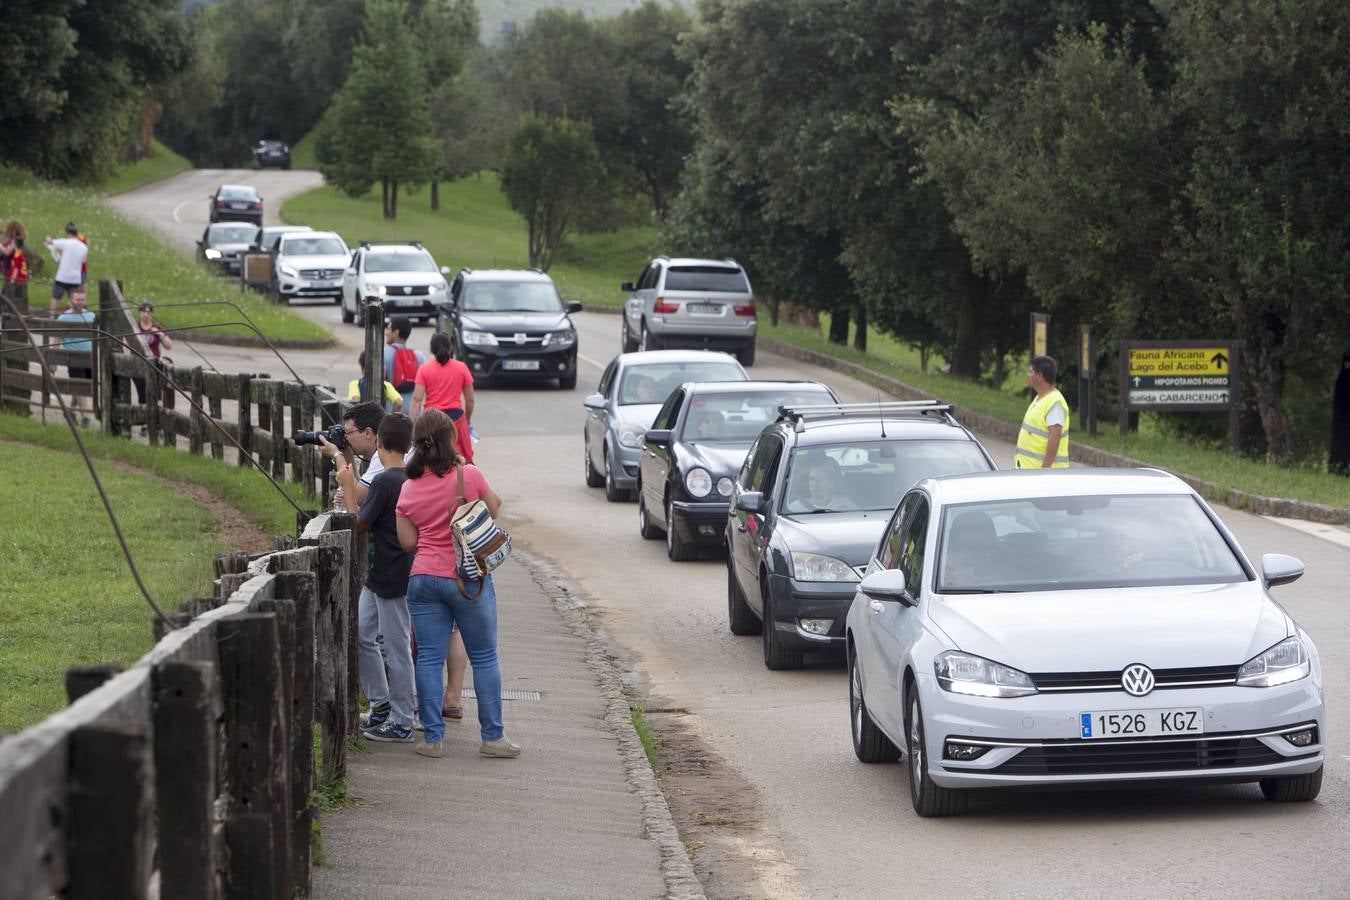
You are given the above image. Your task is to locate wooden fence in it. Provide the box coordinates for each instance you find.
[0,511,367,899]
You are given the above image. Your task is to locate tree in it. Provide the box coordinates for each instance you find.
[499,117,604,271]
[318,0,439,219]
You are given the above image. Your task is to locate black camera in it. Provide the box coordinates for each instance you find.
[293,423,346,449]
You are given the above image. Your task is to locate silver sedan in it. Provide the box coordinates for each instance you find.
[846,468,1325,816]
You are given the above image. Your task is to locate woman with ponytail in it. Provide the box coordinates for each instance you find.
[395,409,519,759]
[408,331,475,462]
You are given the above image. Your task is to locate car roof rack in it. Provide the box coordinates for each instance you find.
[777,400,957,431]
[359,240,423,249]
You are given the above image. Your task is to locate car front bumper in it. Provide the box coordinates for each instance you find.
[279,277,341,299]
[670,499,731,546]
[915,674,1325,789]
[378,295,448,316]
[765,573,856,649]
[610,442,642,489]
[461,346,577,381]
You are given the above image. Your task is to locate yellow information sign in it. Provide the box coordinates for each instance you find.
[1128,347,1231,377]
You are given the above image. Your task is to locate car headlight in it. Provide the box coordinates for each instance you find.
[431,279,448,293]
[1237,637,1310,688]
[717,477,733,497]
[462,330,497,346]
[934,651,1038,698]
[203,248,222,260]
[684,467,713,498]
[368,283,387,296]
[543,328,576,348]
[279,265,298,279]
[791,552,860,583]
[618,424,645,448]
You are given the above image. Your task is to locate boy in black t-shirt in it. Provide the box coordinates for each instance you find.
[339,413,417,742]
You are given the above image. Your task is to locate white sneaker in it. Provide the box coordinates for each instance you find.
[479,737,521,759]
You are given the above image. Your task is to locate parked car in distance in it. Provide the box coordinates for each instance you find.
[253,139,291,169]
[272,231,350,304]
[440,268,581,389]
[253,224,312,254]
[583,351,749,501]
[727,401,995,670]
[197,222,258,276]
[621,257,757,366]
[342,241,450,325]
[208,184,263,226]
[637,381,839,561]
[847,468,1325,817]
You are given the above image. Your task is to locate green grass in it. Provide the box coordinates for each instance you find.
[97,140,193,197]
[630,704,658,770]
[0,166,327,343]
[760,316,1350,510]
[280,171,654,310]
[0,441,233,733]
[290,131,319,171]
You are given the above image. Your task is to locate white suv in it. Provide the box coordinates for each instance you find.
[341,242,451,325]
[273,231,351,304]
[621,257,757,366]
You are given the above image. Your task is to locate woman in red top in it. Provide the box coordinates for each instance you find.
[408,331,475,463]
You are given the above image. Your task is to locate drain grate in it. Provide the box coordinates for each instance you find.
[461,688,541,701]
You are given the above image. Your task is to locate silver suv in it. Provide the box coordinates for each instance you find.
[621,257,757,366]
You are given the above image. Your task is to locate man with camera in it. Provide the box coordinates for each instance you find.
[314,400,387,509]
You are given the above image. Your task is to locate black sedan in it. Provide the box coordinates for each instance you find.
[637,381,838,561]
[208,184,263,225]
[726,402,996,669]
[253,139,291,169]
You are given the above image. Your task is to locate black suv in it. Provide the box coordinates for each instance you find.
[439,268,583,390]
[726,401,996,669]
[253,140,291,169]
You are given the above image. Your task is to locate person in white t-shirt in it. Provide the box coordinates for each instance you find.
[45,223,89,314]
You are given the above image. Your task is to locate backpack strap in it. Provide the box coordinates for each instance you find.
[448,465,483,600]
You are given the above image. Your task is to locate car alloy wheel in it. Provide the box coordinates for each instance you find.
[638,489,662,540]
[727,561,761,635]
[639,321,655,352]
[850,649,898,763]
[584,436,604,488]
[761,584,803,670]
[604,449,627,502]
[622,320,639,353]
[666,496,691,561]
[906,692,968,817]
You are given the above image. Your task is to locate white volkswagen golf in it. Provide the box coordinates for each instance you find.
[846,468,1325,817]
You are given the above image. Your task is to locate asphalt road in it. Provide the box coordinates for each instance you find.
[111,172,1350,899]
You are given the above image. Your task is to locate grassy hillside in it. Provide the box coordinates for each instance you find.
[281,171,655,309]
[98,140,194,196]
[0,167,326,342]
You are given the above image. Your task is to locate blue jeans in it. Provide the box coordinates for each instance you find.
[406,574,503,743]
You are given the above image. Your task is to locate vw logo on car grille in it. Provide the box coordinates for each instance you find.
[1121,664,1155,697]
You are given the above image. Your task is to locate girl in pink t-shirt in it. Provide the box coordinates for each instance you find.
[396,409,518,758]
[409,332,475,462]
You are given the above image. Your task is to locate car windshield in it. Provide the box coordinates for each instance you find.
[207,224,257,243]
[218,187,257,201]
[366,251,437,273]
[936,493,1249,594]
[784,440,991,514]
[462,281,560,313]
[683,389,832,442]
[619,362,747,405]
[281,237,347,256]
[665,266,749,293]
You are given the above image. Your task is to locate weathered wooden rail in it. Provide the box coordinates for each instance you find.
[0,512,366,900]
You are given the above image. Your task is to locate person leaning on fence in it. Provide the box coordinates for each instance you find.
[56,287,95,414]
[133,301,173,404]
[408,331,475,464]
[1015,355,1070,469]
[45,223,89,315]
[334,413,419,743]
[396,409,520,760]
[348,350,402,412]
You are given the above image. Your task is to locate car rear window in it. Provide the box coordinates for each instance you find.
[619,361,747,405]
[935,493,1248,593]
[218,187,258,201]
[784,440,991,514]
[664,266,749,293]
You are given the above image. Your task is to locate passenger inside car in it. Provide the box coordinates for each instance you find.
[941,509,1001,589]
[690,410,722,439]
[787,457,858,512]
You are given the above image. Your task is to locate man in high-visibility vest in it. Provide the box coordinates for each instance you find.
[1015,355,1070,468]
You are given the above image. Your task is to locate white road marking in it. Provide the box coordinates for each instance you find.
[171,198,193,224]
[1268,516,1350,550]
[578,351,607,371]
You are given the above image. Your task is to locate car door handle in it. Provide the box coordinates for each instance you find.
[868,600,884,614]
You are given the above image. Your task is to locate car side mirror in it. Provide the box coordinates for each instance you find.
[645,429,672,447]
[735,491,764,514]
[1261,553,1304,588]
[582,393,604,410]
[621,282,635,292]
[440,266,451,276]
[566,300,583,314]
[859,569,916,606]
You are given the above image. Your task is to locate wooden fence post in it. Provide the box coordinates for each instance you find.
[301,387,318,495]
[237,372,253,469]
[218,613,293,900]
[152,660,224,900]
[98,293,117,434]
[145,358,161,445]
[65,722,153,899]
[266,570,317,894]
[208,374,225,460]
[270,382,286,481]
[190,366,205,457]
[64,664,124,704]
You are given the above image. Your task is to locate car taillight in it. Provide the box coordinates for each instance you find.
[215,201,227,208]
[733,299,756,317]
[653,298,679,314]
[250,202,261,209]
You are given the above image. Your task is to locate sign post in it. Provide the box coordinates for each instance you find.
[1117,340,1242,447]
[1030,313,1050,360]
[1078,324,1097,436]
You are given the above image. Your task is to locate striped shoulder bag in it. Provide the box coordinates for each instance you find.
[450,464,512,599]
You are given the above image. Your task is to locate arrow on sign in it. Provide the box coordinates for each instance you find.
[1132,376,1141,387]
[1211,352,1228,370]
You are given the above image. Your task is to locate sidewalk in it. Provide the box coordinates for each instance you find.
[311,552,703,899]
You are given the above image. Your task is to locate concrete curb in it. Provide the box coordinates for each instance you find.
[511,548,707,900]
[758,337,1350,526]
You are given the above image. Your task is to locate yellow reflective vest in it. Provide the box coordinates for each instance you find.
[1015,389,1070,468]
